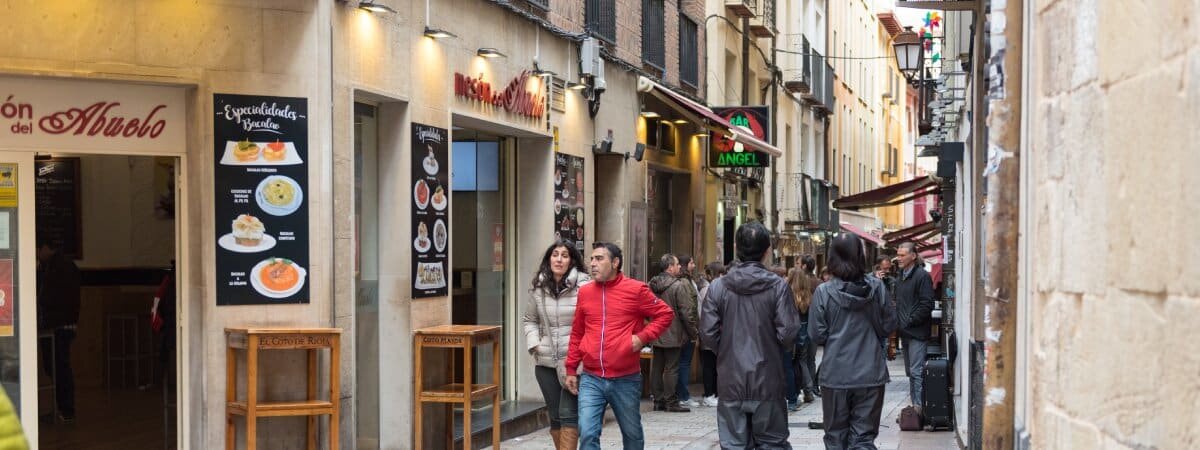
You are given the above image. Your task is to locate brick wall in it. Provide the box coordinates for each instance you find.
[1028,0,1200,448]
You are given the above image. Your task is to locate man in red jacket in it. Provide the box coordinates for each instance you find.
[565,242,674,450]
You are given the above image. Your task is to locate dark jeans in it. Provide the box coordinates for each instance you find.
[700,348,718,397]
[794,343,817,395]
[649,346,681,405]
[716,399,792,449]
[534,365,578,428]
[675,340,694,401]
[578,373,643,450]
[821,386,886,450]
[40,328,76,415]
[783,346,798,404]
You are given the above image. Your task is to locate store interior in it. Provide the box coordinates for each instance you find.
[36,154,177,449]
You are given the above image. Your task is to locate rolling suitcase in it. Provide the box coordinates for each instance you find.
[922,357,953,430]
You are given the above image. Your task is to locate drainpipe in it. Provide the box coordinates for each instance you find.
[770,32,779,237]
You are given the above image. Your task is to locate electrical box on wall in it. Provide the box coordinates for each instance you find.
[580,38,602,77]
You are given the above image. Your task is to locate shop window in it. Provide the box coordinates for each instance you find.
[353,102,380,445]
[679,15,699,86]
[451,141,500,192]
[645,118,660,148]
[642,0,665,70]
[586,0,617,43]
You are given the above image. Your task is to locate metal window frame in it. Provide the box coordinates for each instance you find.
[641,0,666,70]
[586,0,617,44]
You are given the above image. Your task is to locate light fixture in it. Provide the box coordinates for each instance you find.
[892,27,923,84]
[423,26,456,39]
[358,0,397,13]
[639,111,661,119]
[672,119,689,125]
[567,81,588,90]
[477,48,506,58]
[532,68,556,78]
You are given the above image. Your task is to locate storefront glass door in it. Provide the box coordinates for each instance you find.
[0,151,40,442]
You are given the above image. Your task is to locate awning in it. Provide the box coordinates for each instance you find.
[883,221,940,246]
[839,222,885,247]
[637,76,782,157]
[832,176,939,211]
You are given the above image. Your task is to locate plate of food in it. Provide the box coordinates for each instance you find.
[218,214,277,253]
[249,258,307,299]
[430,184,447,211]
[554,199,561,215]
[256,175,303,216]
[422,146,439,176]
[433,219,447,253]
[415,262,447,290]
[554,168,562,186]
[561,186,571,200]
[413,221,432,253]
[414,180,430,210]
[220,139,303,166]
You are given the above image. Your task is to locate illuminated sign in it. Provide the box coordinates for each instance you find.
[709,106,770,168]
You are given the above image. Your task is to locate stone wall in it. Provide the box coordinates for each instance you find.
[1027,0,1200,447]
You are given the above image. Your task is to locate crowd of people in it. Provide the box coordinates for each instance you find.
[521,221,935,450]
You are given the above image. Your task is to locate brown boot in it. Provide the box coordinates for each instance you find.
[558,426,579,450]
[550,428,562,448]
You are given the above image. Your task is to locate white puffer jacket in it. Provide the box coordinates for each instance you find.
[522,268,590,383]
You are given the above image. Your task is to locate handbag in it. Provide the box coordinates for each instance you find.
[151,312,164,333]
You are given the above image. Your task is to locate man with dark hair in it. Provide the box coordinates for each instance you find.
[37,239,80,423]
[647,253,697,412]
[566,242,675,450]
[701,222,801,448]
[894,241,935,411]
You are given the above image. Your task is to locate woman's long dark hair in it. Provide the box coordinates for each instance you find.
[827,233,868,281]
[530,240,587,295]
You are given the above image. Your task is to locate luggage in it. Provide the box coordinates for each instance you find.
[922,357,953,430]
[898,405,922,431]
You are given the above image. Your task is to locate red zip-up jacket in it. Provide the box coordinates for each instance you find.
[565,272,675,379]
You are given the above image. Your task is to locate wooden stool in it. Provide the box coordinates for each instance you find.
[225,328,341,450]
[413,325,501,450]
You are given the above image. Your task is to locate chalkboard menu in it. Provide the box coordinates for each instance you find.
[35,158,82,258]
[411,123,449,298]
[553,153,585,253]
[213,94,309,306]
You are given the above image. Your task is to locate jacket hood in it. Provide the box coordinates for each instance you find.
[829,277,877,310]
[648,272,681,296]
[536,268,591,295]
[722,262,778,295]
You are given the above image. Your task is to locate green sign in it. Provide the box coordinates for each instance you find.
[709,106,771,168]
[716,151,760,166]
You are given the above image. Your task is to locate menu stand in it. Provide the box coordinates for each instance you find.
[413,325,501,450]
[225,327,341,450]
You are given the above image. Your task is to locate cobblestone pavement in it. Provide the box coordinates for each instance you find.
[493,360,960,450]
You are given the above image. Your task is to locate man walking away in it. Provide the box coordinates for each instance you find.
[701,222,801,449]
[37,239,80,423]
[697,262,725,407]
[566,242,675,450]
[646,254,696,412]
[894,242,935,412]
[674,254,701,408]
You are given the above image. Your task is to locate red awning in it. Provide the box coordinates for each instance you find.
[882,221,939,244]
[638,77,783,157]
[839,222,885,247]
[832,176,939,211]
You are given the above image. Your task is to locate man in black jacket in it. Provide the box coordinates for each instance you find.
[894,242,935,410]
[37,240,80,423]
[701,222,800,449]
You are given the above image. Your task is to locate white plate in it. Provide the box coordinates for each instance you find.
[220,141,303,166]
[413,236,431,253]
[561,188,570,199]
[433,219,447,252]
[256,175,303,216]
[218,233,277,253]
[414,262,447,290]
[423,156,439,176]
[430,186,447,211]
[249,259,308,299]
[413,180,430,210]
[554,199,561,215]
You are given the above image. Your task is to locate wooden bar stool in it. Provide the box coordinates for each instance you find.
[413,325,501,450]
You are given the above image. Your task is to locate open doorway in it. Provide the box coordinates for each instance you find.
[35,154,179,449]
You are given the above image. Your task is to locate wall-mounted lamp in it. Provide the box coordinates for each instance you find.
[477,48,506,58]
[532,68,556,78]
[639,111,661,119]
[567,81,588,90]
[358,0,397,13]
[672,119,689,125]
[423,26,456,39]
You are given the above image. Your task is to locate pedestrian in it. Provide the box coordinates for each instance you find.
[809,234,899,449]
[772,263,802,412]
[794,255,821,399]
[787,257,817,407]
[522,241,591,449]
[565,242,675,450]
[820,267,832,282]
[697,261,725,407]
[673,254,701,408]
[647,253,697,413]
[701,222,801,449]
[37,239,79,424]
[893,242,935,412]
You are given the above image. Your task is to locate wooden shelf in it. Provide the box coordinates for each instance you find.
[419,383,499,402]
[227,400,335,417]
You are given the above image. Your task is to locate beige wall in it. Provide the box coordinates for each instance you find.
[1026,0,1200,448]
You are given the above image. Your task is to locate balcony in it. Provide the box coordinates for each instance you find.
[748,0,776,38]
[725,0,757,18]
[788,38,834,112]
[782,173,814,229]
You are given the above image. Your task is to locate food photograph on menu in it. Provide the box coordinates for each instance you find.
[213,94,310,305]
[554,153,585,251]
[411,123,450,298]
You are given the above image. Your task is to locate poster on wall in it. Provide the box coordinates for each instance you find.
[411,123,449,298]
[213,94,310,306]
[553,153,585,252]
[0,259,12,337]
[628,202,647,282]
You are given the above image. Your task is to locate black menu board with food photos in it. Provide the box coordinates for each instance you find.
[411,123,449,298]
[213,94,309,306]
[34,158,82,258]
[554,153,585,252]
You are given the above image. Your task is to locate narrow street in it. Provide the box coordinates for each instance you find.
[495,360,960,449]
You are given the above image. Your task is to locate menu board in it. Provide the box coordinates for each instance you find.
[553,153,585,252]
[34,158,82,258]
[213,94,309,306]
[411,123,449,298]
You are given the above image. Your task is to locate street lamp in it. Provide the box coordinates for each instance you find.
[892,27,923,85]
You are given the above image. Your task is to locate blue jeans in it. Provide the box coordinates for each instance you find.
[783,345,797,405]
[578,373,644,450]
[901,337,929,406]
[676,340,694,401]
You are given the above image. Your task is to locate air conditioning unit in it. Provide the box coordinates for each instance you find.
[580,38,602,77]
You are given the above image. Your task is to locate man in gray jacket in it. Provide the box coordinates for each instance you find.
[893,242,935,409]
[648,253,698,413]
[701,222,800,449]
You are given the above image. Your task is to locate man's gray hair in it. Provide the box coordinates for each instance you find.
[897,242,918,253]
[659,253,677,273]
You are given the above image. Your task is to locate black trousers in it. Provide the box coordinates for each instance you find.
[699,349,718,397]
[649,346,681,404]
[716,399,792,449]
[533,365,578,428]
[820,385,886,450]
[40,328,76,415]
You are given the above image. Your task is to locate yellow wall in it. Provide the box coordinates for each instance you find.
[878,21,909,231]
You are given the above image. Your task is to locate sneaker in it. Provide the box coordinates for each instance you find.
[788,401,800,412]
[702,395,719,407]
[664,403,691,413]
[681,398,700,408]
[803,391,815,403]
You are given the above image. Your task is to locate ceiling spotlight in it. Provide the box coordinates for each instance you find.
[567,81,588,90]
[477,48,506,58]
[672,119,689,124]
[639,111,661,118]
[423,26,456,39]
[358,0,397,13]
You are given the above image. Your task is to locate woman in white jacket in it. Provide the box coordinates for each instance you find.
[522,240,590,450]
